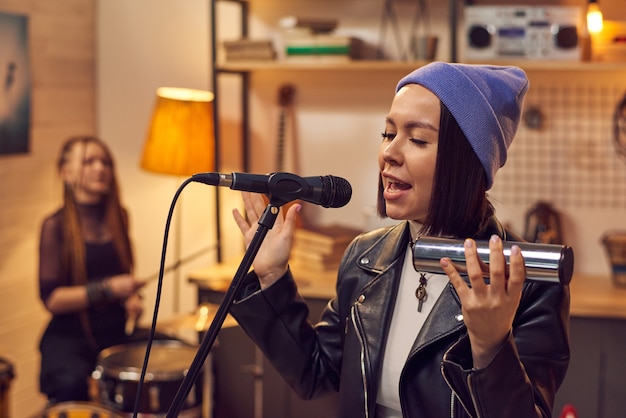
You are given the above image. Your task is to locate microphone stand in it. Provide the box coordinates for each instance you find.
[166,198,284,418]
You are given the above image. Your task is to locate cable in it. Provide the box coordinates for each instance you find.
[131,177,193,418]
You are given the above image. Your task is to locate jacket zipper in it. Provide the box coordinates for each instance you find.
[450,391,455,418]
[351,305,370,418]
[442,364,474,418]
[466,374,482,418]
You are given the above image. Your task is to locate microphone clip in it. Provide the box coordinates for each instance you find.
[265,172,308,207]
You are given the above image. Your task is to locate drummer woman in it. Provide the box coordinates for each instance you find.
[37,136,144,404]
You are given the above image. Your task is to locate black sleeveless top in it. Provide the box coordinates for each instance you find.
[38,202,128,351]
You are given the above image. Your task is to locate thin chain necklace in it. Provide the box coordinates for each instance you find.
[409,236,428,312]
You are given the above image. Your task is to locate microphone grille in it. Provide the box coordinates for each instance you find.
[321,176,352,208]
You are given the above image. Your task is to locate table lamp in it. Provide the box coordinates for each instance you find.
[141,87,215,175]
[140,87,216,313]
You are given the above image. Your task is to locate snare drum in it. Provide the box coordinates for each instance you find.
[41,402,124,418]
[92,340,202,417]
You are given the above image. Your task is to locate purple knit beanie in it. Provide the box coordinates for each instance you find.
[396,62,529,189]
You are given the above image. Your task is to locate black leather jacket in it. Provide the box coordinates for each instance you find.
[231,220,570,418]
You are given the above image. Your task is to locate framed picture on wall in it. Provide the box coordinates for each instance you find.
[0,11,30,155]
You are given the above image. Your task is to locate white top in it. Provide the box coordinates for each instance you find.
[376,232,450,416]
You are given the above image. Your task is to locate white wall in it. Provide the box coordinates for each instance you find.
[97,0,222,322]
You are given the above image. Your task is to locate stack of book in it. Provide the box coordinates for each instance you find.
[279,16,338,34]
[279,16,363,62]
[291,224,362,272]
[222,39,276,62]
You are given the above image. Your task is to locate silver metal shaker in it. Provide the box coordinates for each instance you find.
[412,237,574,285]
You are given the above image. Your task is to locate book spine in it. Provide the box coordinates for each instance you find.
[285,45,352,56]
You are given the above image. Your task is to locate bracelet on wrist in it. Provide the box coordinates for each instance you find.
[86,281,104,305]
[86,278,115,305]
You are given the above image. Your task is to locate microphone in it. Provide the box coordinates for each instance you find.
[192,171,352,208]
[413,236,574,285]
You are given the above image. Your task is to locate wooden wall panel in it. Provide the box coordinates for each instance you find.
[0,0,96,416]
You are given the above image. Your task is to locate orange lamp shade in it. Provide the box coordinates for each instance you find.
[141,87,215,176]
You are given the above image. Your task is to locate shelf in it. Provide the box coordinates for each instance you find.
[217,59,626,73]
[216,59,431,72]
[465,60,626,72]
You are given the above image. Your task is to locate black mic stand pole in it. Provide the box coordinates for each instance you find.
[166,199,284,418]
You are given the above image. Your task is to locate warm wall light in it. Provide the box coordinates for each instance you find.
[141,87,215,175]
[586,0,604,35]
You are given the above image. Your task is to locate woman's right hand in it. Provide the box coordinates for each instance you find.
[107,274,145,299]
[232,191,301,289]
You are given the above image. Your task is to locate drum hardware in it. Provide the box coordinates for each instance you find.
[39,402,124,418]
[114,384,124,406]
[155,303,238,334]
[149,386,159,412]
[125,245,218,336]
[92,340,203,417]
[164,199,284,417]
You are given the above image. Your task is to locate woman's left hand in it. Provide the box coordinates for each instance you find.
[440,235,525,368]
[124,293,143,319]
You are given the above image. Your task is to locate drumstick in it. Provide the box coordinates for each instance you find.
[140,243,217,284]
[124,244,216,335]
[125,312,137,336]
[125,293,142,336]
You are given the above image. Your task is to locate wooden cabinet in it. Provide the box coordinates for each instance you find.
[191,264,626,418]
[205,297,340,418]
[555,317,626,418]
[190,261,339,418]
[553,275,626,418]
[204,313,626,418]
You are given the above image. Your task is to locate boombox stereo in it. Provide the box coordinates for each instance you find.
[464,6,582,61]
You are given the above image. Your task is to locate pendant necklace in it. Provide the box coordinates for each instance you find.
[409,236,428,313]
[415,273,428,312]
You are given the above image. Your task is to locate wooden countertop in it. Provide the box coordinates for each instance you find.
[569,274,626,319]
[188,261,626,320]
[188,258,336,300]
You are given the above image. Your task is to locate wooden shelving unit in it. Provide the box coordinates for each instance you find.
[208,3,626,417]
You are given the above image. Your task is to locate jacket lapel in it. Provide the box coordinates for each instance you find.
[410,215,506,354]
[353,222,466,358]
[410,285,465,355]
[352,223,407,368]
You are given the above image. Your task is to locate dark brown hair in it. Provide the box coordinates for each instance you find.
[58,136,133,287]
[377,102,494,238]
